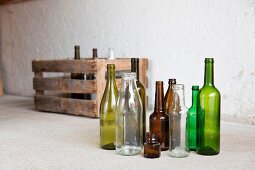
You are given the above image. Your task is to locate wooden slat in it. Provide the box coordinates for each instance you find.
[33,77,96,93]
[35,72,44,95]
[0,71,3,96]
[32,59,98,73]
[139,58,148,88]
[34,95,97,117]
[105,58,131,70]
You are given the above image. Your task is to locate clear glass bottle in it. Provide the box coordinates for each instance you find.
[150,81,169,151]
[168,84,189,158]
[100,64,118,150]
[186,85,199,151]
[164,79,177,115]
[144,132,161,158]
[131,58,146,144]
[116,72,143,156]
[108,48,114,60]
[197,58,220,155]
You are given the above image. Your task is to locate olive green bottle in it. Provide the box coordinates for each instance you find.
[187,85,199,151]
[100,64,118,150]
[164,79,176,115]
[197,58,220,155]
[71,45,85,99]
[131,58,146,144]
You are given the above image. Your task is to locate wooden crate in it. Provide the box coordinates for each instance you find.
[32,58,148,118]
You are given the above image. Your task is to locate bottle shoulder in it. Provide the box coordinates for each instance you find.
[199,85,220,96]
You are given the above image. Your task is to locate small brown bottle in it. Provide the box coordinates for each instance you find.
[144,132,160,158]
[164,79,176,115]
[149,81,169,151]
[71,46,85,99]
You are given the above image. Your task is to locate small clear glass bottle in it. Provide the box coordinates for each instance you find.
[107,48,114,60]
[168,84,189,158]
[144,132,161,158]
[116,72,143,156]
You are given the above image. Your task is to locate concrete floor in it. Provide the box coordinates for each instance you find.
[0,95,255,170]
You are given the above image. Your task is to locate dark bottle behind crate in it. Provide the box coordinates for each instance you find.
[71,45,85,99]
[131,58,146,144]
[144,132,161,158]
[197,58,220,155]
[187,85,199,151]
[85,48,98,100]
[100,64,118,150]
[164,79,176,115]
[149,81,169,151]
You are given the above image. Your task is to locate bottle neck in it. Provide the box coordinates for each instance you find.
[74,48,80,60]
[93,49,98,59]
[204,62,214,86]
[171,85,185,109]
[154,82,164,112]
[191,89,199,107]
[106,68,116,87]
[131,61,139,81]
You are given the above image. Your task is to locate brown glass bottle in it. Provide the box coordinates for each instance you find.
[131,58,146,144]
[164,79,176,115]
[149,81,169,151]
[71,46,85,99]
[144,132,160,158]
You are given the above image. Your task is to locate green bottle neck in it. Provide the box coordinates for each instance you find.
[106,68,116,88]
[204,62,214,86]
[191,89,199,107]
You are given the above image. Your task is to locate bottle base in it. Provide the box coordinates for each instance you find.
[169,147,189,158]
[196,146,219,155]
[101,143,115,150]
[116,145,142,156]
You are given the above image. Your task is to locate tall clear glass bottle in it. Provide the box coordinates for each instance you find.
[150,81,169,151]
[168,84,189,158]
[108,48,114,60]
[186,85,199,151]
[116,72,143,156]
[100,64,118,150]
[197,58,220,155]
[131,58,146,144]
[164,79,176,115]
[71,45,85,99]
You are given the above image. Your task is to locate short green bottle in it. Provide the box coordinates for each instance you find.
[197,58,220,155]
[100,64,118,150]
[187,85,199,151]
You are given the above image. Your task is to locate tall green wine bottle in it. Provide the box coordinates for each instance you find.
[131,58,146,144]
[100,64,118,150]
[197,58,220,155]
[187,85,199,151]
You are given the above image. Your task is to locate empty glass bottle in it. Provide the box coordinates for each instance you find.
[144,132,161,158]
[168,84,189,158]
[100,64,118,150]
[116,72,143,156]
[71,45,85,99]
[108,48,114,60]
[186,85,199,151]
[150,81,169,151]
[197,58,220,155]
[164,79,177,115]
[131,58,146,144]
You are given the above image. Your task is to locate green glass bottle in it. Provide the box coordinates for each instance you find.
[100,64,118,150]
[131,58,146,144]
[197,58,220,155]
[187,85,199,151]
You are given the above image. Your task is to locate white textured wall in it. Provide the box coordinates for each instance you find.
[0,0,255,124]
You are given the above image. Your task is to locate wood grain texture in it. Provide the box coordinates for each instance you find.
[33,78,96,93]
[0,71,3,96]
[35,95,97,117]
[32,59,98,73]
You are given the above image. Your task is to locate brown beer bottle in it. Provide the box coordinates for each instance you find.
[164,79,176,115]
[149,81,169,151]
[71,46,85,99]
[144,132,161,158]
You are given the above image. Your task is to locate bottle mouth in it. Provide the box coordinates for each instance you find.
[192,85,199,90]
[172,84,184,90]
[121,72,136,79]
[131,58,139,63]
[168,78,176,84]
[107,64,115,69]
[205,58,214,63]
